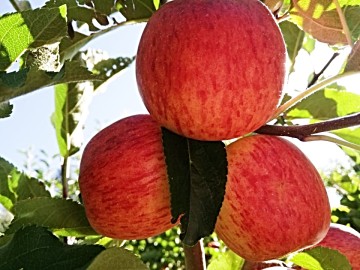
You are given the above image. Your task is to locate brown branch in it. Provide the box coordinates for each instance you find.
[308,52,340,87]
[256,112,360,140]
[183,240,206,270]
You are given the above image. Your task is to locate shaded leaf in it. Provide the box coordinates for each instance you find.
[207,250,244,270]
[290,246,352,270]
[345,40,360,72]
[162,128,228,246]
[290,0,360,45]
[11,0,32,11]
[118,0,158,20]
[45,0,100,31]
[287,88,360,119]
[16,173,51,201]
[0,5,67,71]
[0,157,16,204]
[92,0,116,14]
[0,102,12,118]
[0,226,104,270]
[87,247,148,270]
[280,20,305,71]
[7,197,98,237]
[0,60,101,102]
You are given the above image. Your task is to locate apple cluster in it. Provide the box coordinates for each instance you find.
[79,0,334,264]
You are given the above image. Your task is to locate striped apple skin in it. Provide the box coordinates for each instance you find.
[316,223,360,269]
[215,135,331,261]
[79,114,175,239]
[136,0,286,141]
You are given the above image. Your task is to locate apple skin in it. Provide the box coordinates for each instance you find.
[315,223,360,269]
[79,114,175,240]
[215,135,331,262]
[136,0,286,141]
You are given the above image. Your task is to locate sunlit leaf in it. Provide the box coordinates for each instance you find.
[87,247,148,270]
[332,127,360,145]
[7,197,98,237]
[290,246,352,270]
[162,128,228,246]
[0,5,67,70]
[207,250,244,270]
[51,82,92,157]
[287,88,360,119]
[0,226,104,270]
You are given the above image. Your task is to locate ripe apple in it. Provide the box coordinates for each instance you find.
[315,223,360,269]
[136,0,286,141]
[215,135,331,262]
[79,114,175,239]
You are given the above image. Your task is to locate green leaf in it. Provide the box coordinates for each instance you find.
[92,0,116,15]
[7,197,98,237]
[0,157,16,204]
[0,5,67,71]
[0,60,101,102]
[207,250,244,270]
[280,20,305,72]
[287,88,360,119]
[162,128,228,246]
[0,226,104,270]
[45,0,100,31]
[87,247,149,270]
[0,102,12,118]
[290,246,352,270]
[332,127,360,145]
[290,0,360,45]
[118,0,158,20]
[51,82,92,157]
[16,173,51,201]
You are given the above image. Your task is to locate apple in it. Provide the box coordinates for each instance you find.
[136,0,286,141]
[79,114,175,240]
[215,135,331,262]
[315,223,360,269]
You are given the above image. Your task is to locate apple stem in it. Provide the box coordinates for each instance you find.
[271,71,360,119]
[183,239,206,270]
[255,112,360,149]
[303,134,360,151]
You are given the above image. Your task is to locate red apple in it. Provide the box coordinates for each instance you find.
[315,223,360,269]
[215,135,331,261]
[79,114,174,239]
[136,0,286,141]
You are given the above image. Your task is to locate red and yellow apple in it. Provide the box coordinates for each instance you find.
[315,223,360,269]
[215,135,331,262]
[79,114,174,240]
[136,0,286,141]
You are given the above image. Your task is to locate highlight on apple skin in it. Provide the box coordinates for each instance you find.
[215,135,331,262]
[79,114,175,240]
[136,0,286,141]
[315,223,360,270]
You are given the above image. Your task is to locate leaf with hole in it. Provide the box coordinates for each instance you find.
[0,5,67,71]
